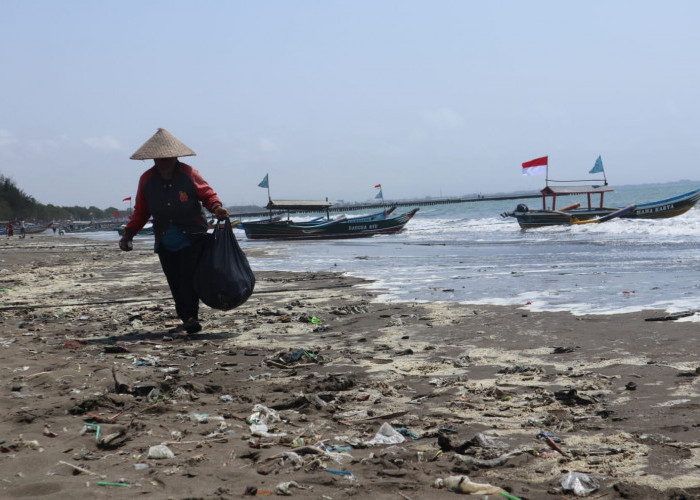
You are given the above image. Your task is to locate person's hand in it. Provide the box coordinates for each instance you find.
[119,236,133,251]
[214,206,229,221]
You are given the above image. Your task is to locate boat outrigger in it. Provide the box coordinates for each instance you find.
[501,156,700,228]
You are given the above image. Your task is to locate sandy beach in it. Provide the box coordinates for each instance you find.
[0,234,698,499]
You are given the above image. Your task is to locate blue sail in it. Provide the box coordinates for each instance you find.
[589,156,604,174]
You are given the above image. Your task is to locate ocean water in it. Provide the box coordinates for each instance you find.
[239,182,700,315]
[68,182,700,316]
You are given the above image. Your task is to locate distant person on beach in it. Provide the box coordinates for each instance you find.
[19,220,26,239]
[119,128,229,334]
[6,220,13,238]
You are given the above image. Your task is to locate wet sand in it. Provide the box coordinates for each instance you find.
[0,234,698,499]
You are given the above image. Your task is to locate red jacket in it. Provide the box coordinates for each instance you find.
[125,162,222,244]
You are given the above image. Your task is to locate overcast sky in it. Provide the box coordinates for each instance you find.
[2,1,700,209]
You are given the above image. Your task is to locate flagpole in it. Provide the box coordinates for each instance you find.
[546,155,550,187]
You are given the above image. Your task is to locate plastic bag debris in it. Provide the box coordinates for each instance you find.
[147,444,175,459]
[537,430,562,443]
[275,481,308,495]
[396,427,422,440]
[364,422,406,445]
[560,471,599,496]
[248,404,286,437]
[470,432,509,449]
[187,413,224,423]
[434,475,504,495]
[248,404,281,425]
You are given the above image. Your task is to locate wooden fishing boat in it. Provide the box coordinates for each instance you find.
[502,186,700,229]
[238,200,418,240]
[25,222,54,234]
[59,220,119,233]
[239,206,396,228]
[1,222,53,235]
[504,155,700,228]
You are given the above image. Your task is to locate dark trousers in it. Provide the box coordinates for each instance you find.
[158,239,204,322]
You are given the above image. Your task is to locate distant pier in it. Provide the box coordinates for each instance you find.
[231,192,540,218]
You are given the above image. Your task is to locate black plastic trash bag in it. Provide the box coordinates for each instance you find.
[193,219,255,310]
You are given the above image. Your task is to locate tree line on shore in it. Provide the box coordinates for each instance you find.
[0,175,119,222]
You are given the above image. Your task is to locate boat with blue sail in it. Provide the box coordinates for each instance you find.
[501,156,700,228]
[238,200,418,240]
[237,175,419,239]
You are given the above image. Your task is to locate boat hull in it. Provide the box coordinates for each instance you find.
[25,223,54,234]
[1,223,53,235]
[506,188,700,229]
[240,208,419,240]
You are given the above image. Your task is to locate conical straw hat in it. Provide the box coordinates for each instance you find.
[130,128,196,160]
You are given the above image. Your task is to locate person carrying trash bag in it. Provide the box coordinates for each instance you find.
[119,128,230,334]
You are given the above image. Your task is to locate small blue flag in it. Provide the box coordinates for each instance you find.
[258,174,269,188]
[589,156,604,174]
[375,189,383,199]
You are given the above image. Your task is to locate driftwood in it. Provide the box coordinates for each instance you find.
[112,366,131,394]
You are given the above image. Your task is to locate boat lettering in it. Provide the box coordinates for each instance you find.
[636,203,674,215]
[348,224,379,231]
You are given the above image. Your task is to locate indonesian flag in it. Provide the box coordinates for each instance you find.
[374,184,381,188]
[522,156,548,176]
[122,196,132,201]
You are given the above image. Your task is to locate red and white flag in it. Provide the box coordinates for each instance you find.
[374,184,381,188]
[521,156,547,176]
[122,196,132,202]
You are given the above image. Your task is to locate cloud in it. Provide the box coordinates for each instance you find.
[83,135,121,150]
[258,137,278,153]
[0,129,19,149]
[422,108,464,130]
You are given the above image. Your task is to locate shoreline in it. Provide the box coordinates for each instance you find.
[0,234,698,499]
